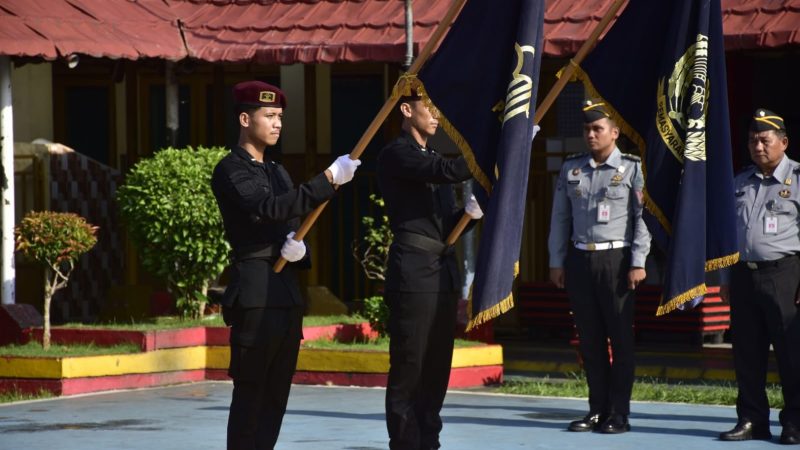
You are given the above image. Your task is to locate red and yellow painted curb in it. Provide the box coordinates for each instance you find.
[0,342,503,395]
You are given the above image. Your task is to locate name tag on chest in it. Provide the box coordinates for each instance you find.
[764,216,778,234]
[597,202,611,223]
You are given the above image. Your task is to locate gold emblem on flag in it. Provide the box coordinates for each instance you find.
[655,33,710,164]
[500,43,536,123]
[259,91,276,103]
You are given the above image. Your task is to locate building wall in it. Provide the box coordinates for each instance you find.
[11,62,53,143]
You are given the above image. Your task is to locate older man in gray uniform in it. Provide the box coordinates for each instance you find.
[719,109,800,445]
[548,99,651,434]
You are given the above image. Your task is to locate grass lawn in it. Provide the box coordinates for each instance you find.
[302,314,367,327]
[0,341,141,357]
[302,337,484,351]
[60,315,227,330]
[57,314,367,331]
[0,389,55,404]
[498,374,784,408]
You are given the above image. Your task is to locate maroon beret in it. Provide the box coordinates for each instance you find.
[233,80,287,109]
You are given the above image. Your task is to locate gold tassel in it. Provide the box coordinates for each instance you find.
[464,261,521,332]
[655,283,707,316]
[466,295,515,332]
[705,252,739,272]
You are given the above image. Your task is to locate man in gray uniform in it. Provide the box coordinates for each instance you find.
[719,109,800,445]
[548,99,651,434]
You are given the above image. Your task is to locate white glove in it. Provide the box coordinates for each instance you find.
[326,154,362,185]
[465,194,484,219]
[532,124,541,142]
[281,232,306,262]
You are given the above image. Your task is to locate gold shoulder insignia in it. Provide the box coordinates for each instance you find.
[565,152,588,161]
[621,153,641,162]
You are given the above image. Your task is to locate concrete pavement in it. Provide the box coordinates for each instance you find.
[0,382,786,450]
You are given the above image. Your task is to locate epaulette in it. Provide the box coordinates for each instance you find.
[621,153,641,162]
[793,165,800,174]
[565,152,587,160]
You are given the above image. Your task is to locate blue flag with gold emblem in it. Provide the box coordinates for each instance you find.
[572,0,738,314]
[394,0,544,329]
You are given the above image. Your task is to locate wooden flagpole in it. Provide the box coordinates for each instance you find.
[444,0,627,247]
[274,0,468,272]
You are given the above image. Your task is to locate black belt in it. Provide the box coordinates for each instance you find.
[232,243,280,261]
[393,231,453,256]
[740,254,798,270]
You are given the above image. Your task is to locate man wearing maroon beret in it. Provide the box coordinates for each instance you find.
[211,80,361,449]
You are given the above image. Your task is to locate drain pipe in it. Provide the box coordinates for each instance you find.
[1,56,15,305]
[404,0,413,70]
[165,61,179,147]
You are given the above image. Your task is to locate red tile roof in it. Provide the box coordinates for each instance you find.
[0,0,798,63]
[0,0,186,60]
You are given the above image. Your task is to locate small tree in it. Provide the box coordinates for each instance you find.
[15,211,98,350]
[352,194,392,282]
[352,194,392,336]
[116,146,230,319]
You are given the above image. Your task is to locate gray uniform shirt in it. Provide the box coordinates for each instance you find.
[734,155,800,262]
[548,147,651,268]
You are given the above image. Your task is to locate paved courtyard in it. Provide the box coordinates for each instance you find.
[0,382,784,449]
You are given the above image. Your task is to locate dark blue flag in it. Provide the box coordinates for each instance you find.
[572,0,738,315]
[395,0,544,329]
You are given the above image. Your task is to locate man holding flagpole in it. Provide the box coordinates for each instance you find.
[548,100,651,434]
[377,93,482,450]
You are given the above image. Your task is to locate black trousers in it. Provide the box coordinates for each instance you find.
[385,291,459,450]
[730,257,800,428]
[565,246,635,416]
[226,306,303,450]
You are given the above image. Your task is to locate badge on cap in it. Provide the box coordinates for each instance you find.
[259,91,276,103]
[779,189,791,198]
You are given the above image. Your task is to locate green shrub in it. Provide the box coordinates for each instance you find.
[116,146,229,319]
[361,295,389,337]
[352,195,393,336]
[15,211,98,349]
[352,194,392,281]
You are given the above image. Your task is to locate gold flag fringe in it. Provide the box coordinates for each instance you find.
[656,283,707,316]
[705,252,739,271]
[392,74,493,193]
[465,262,520,332]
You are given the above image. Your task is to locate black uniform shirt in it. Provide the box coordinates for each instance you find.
[211,146,335,308]
[377,132,473,293]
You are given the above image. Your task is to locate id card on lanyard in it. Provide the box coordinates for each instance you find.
[597,202,611,223]
[765,215,778,234]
